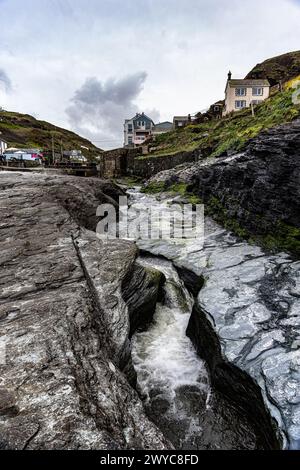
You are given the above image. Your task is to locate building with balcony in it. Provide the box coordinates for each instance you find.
[124,113,155,147]
[223,71,270,116]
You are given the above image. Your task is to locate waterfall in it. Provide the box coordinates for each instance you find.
[132,256,210,449]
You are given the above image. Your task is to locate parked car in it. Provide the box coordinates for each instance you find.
[3,151,43,166]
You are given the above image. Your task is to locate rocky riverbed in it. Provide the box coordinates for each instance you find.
[146,120,300,255]
[128,188,300,450]
[131,256,261,450]
[0,170,298,450]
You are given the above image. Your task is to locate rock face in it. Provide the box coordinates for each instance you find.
[147,120,300,254]
[129,189,300,449]
[245,50,300,86]
[0,172,170,450]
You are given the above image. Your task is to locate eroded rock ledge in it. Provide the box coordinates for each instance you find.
[0,172,170,450]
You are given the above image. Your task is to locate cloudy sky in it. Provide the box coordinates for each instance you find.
[0,0,300,149]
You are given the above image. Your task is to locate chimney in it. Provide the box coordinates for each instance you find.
[228,70,232,81]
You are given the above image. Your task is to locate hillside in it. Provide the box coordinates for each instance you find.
[245,50,300,86]
[0,111,102,159]
[147,85,300,159]
[144,52,300,160]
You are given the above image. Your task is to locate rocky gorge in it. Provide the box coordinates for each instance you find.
[0,172,170,450]
[138,119,300,449]
[0,130,299,450]
[129,189,299,450]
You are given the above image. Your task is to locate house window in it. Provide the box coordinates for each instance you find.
[235,100,247,109]
[128,136,133,144]
[253,87,263,96]
[235,88,247,96]
[128,124,133,133]
[252,100,262,105]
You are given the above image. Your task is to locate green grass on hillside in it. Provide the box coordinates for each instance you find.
[0,111,102,160]
[149,87,300,158]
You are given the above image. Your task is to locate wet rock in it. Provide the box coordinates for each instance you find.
[0,389,19,417]
[122,262,165,337]
[0,172,171,450]
[146,120,300,252]
[129,189,299,449]
[130,254,260,450]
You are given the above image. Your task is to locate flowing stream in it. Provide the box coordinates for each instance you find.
[132,256,210,449]
[128,188,260,450]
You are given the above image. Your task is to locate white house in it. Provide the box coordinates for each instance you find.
[223,71,270,116]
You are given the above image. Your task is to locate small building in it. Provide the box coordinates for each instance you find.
[124,113,155,147]
[223,71,270,116]
[173,115,191,130]
[152,121,173,136]
[63,150,88,164]
[208,100,224,119]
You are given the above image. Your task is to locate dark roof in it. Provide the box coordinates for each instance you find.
[153,121,173,131]
[228,79,270,87]
[132,113,154,125]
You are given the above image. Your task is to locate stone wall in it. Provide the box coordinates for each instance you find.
[99,147,201,179]
[127,149,202,179]
[98,148,140,178]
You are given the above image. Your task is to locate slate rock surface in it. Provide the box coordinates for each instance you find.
[0,172,170,450]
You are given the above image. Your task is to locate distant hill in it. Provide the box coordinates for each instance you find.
[0,111,102,159]
[245,50,300,86]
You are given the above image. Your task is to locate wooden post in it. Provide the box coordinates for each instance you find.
[251,102,255,117]
[51,135,55,165]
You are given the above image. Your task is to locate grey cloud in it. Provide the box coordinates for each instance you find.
[0,69,12,92]
[72,72,147,106]
[66,71,159,148]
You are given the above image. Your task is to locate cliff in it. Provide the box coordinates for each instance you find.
[145,119,300,255]
[246,50,300,86]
